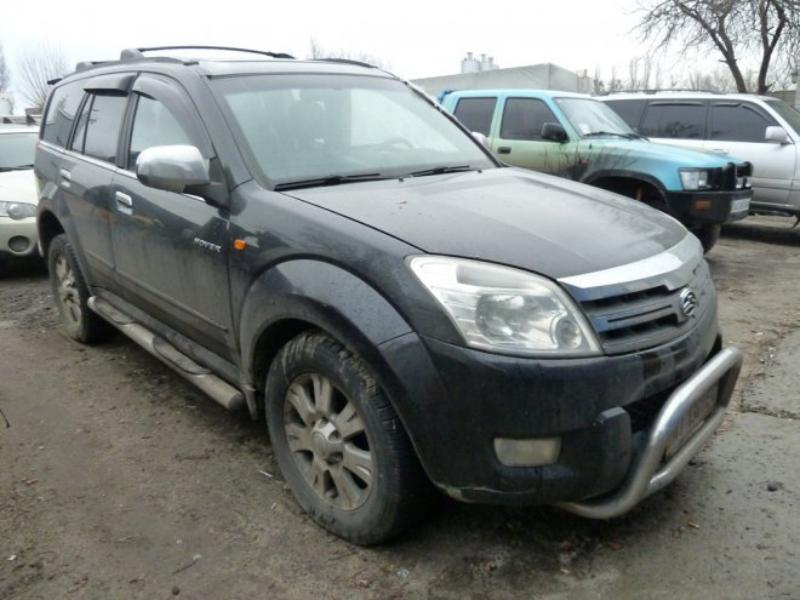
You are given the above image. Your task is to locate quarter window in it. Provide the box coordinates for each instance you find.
[640,103,706,139]
[83,94,128,163]
[42,82,85,147]
[710,104,775,143]
[128,95,192,170]
[453,97,497,136]
[500,98,559,141]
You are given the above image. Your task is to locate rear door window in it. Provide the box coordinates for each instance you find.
[500,98,559,140]
[70,96,91,153]
[82,94,128,164]
[605,99,647,129]
[640,103,707,139]
[453,97,497,136]
[709,103,776,143]
[42,81,85,147]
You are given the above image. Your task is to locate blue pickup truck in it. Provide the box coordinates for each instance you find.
[440,89,753,252]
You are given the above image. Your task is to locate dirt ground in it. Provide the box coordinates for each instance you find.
[1,216,798,600]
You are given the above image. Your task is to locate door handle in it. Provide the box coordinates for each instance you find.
[59,168,71,189]
[497,146,512,155]
[115,191,133,212]
[709,148,728,155]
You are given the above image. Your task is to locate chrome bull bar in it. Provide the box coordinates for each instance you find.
[557,346,743,519]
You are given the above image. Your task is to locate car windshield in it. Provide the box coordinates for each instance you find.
[0,132,37,171]
[212,74,494,187]
[555,98,635,138]
[765,99,800,136]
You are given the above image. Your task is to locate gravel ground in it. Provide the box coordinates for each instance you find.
[0,216,798,600]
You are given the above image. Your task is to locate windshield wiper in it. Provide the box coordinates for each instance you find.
[582,131,633,139]
[409,164,474,177]
[274,172,388,191]
[0,164,34,172]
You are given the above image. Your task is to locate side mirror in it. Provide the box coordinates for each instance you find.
[471,131,489,147]
[541,122,568,143]
[136,145,210,194]
[765,126,791,144]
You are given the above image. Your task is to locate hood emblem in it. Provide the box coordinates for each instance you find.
[679,288,698,317]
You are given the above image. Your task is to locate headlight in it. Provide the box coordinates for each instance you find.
[680,169,711,190]
[408,256,601,357]
[0,201,36,220]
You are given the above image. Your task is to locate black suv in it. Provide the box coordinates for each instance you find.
[35,47,743,544]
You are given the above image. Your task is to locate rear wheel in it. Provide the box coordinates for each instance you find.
[692,224,721,253]
[47,234,111,343]
[265,331,431,545]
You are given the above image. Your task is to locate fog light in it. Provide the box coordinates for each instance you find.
[693,199,712,211]
[8,236,31,254]
[494,437,561,467]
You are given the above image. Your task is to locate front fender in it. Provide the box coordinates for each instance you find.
[239,259,413,391]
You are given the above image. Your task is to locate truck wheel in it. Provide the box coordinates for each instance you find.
[47,234,111,343]
[692,224,721,254]
[265,331,431,545]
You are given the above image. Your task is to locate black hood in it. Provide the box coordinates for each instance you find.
[286,168,688,279]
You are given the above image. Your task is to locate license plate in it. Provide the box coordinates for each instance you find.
[731,197,750,214]
[664,386,718,459]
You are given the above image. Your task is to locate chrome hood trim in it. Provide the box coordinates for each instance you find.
[558,234,703,302]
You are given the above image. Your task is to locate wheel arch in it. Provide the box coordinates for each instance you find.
[37,209,65,258]
[585,171,668,205]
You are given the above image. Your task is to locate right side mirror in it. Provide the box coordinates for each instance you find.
[541,122,568,143]
[471,131,489,147]
[765,126,791,144]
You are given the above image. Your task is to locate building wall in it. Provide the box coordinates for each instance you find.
[412,63,586,97]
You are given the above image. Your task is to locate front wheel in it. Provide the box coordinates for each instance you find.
[265,332,432,545]
[692,224,721,254]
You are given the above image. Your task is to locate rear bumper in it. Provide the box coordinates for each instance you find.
[557,346,742,518]
[666,189,752,225]
[0,216,39,259]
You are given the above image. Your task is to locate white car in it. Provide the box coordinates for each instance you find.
[0,125,39,272]
[601,92,800,219]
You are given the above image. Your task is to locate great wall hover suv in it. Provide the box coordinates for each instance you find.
[35,46,742,544]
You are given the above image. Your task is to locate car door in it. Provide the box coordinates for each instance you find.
[110,74,233,359]
[639,101,708,153]
[704,101,794,206]
[491,97,575,176]
[39,77,131,288]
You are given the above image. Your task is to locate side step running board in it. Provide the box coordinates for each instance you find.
[88,297,245,411]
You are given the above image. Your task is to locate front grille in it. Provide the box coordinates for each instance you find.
[579,259,713,355]
[710,161,752,190]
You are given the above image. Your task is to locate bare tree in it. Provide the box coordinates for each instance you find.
[307,37,390,70]
[0,43,9,93]
[636,0,800,94]
[16,46,68,111]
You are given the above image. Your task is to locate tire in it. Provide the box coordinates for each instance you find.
[693,224,721,254]
[47,234,111,343]
[265,331,432,545]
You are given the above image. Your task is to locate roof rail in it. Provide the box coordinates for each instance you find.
[315,57,376,69]
[121,46,295,61]
[597,88,726,96]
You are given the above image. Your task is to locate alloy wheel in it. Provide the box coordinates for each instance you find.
[283,373,374,511]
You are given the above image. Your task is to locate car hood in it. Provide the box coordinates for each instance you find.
[0,169,38,205]
[285,168,689,279]
[584,138,741,167]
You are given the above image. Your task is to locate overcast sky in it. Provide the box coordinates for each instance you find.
[0,0,709,111]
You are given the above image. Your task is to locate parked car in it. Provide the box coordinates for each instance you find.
[0,124,39,273]
[36,47,742,544]
[601,92,800,220]
[440,89,753,252]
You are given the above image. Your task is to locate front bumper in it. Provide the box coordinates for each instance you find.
[0,216,39,259]
[377,296,740,515]
[558,346,742,518]
[666,189,751,225]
